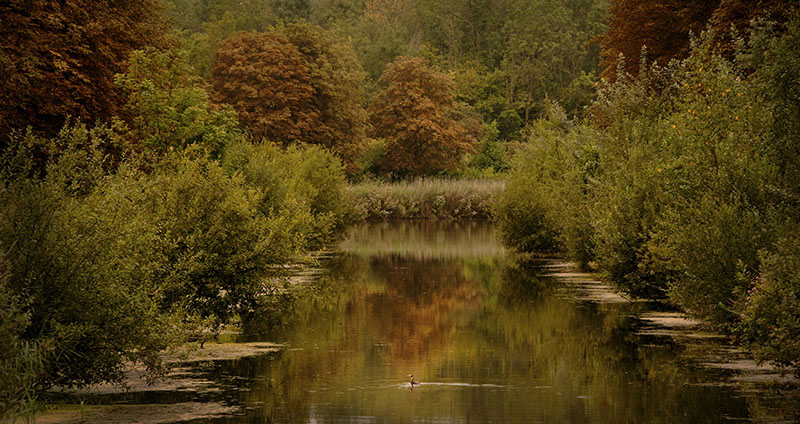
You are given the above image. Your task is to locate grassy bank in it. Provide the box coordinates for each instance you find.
[348,178,504,220]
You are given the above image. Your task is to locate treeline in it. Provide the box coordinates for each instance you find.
[0,1,355,418]
[495,10,800,375]
[157,0,611,178]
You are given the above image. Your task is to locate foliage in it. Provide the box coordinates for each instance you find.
[738,231,800,376]
[0,0,171,139]
[349,178,502,220]
[128,148,297,327]
[115,48,242,158]
[495,16,800,373]
[746,11,800,204]
[223,141,353,248]
[454,63,522,141]
[369,57,476,177]
[0,255,43,420]
[281,22,370,172]
[211,31,317,144]
[599,0,717,80]
[0,118,354,393]
[500,0,607,126]
[599,0,795,80]
[493,104,597,258]
[0,128,176,389]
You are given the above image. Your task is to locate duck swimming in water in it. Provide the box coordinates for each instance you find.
[408,374,418,387]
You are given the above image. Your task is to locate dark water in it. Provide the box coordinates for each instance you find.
[49,221,800,423]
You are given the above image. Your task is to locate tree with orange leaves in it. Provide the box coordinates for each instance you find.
[211,31,318,145]
[0,0,171,141]
[369,57,475,178]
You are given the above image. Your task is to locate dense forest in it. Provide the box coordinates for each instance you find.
[1,0,799,419]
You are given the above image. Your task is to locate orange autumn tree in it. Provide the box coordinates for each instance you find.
[282,22,369,173]
[0,0,171,141]
[369,57,475,178]
[211,32,318,145]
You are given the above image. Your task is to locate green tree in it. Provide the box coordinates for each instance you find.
[368,57,476,177]
[115,48,242,158]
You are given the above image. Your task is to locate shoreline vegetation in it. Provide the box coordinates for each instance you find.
[2,0,800,421]
[493,16,800,378]
[348,178,504,221]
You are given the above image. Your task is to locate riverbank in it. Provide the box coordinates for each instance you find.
[28,221,800,422]
[347,178,504,220]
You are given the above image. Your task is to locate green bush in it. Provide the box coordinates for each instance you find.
[0,257,43,420]
[650,196,774,324]
[0,129,175,389]
[129,147,297,326]
[494,103,598,265]
[222,141,352,248]
[738,232,800,376]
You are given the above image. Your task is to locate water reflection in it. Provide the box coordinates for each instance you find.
[47,221,800,423]
[223,221,797,423]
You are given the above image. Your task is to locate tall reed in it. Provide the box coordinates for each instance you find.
[348,178,504,220]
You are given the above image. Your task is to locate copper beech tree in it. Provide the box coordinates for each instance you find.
[600,0,794,80]
[0,0,171,140]
[282,22,369,173]
[211,27,368,171]
[211,31,318,146]
[369,57,475,178]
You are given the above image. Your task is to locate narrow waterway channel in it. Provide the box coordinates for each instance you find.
[42,221,799,423]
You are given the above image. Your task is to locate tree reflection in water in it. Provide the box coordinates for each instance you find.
[213,221,798,423]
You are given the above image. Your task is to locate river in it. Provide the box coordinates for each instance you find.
[42,221,799,423]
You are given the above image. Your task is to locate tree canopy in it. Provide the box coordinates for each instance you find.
[369,57,475,177]
[211,31,318,145]
[0,0,171,140]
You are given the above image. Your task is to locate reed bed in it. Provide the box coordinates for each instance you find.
[347,178,505,220]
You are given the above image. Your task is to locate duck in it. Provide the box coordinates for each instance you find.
[408,373,418,386]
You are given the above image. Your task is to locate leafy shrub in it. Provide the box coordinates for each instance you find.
[0,128,175,389]
[738,232,800,376]
[0,256,43,420]
[494,103,598,264]
[222,141,352,248]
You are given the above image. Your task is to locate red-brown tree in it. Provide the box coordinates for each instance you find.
[599,0,718,80]
[211,31,318,145]
[599,0,796,80]
[282,22,369,173]
[0,0,171,141]
[369,57,475,178]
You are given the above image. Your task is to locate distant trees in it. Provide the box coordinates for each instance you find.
[369,57,476,177]
[599,0,795,80]
[0,0,171,139]
[211,25,368,171]
[211,31,317,145]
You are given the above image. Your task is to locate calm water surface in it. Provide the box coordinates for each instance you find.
[53,221,800,423]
